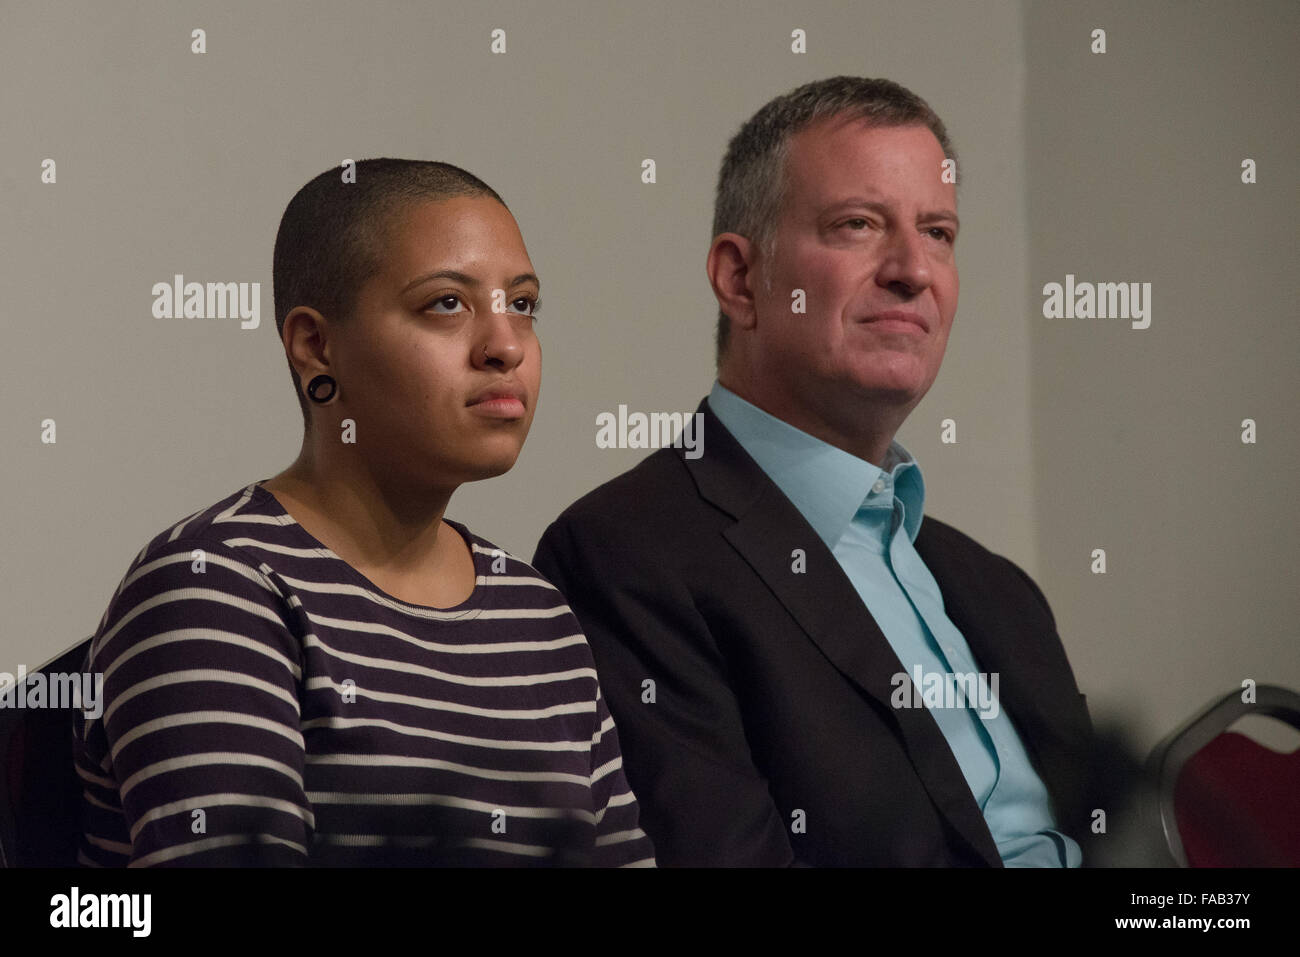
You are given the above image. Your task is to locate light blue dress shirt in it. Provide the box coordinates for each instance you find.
[708,381,1081,867]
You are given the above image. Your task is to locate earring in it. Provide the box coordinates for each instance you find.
[306,374,337,403]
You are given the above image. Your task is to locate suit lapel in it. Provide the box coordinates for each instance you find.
[683,399,1003,866]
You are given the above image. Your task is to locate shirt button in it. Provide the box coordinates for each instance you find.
[872,479,886,494]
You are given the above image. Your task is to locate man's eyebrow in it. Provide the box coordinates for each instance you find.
[402,270,540,294]
[922,209,960,230]
[825,198,960,230]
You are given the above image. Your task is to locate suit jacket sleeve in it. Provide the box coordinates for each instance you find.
[533,512,801,866]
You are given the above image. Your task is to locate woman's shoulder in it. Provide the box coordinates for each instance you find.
[97,482,295,626]
[90,482,305,671]
[123,481,300,571]
[444,519,573,608]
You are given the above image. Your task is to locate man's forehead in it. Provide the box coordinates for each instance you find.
[790,116,943,168]
[786,118,954,203]
[805,111,938,143]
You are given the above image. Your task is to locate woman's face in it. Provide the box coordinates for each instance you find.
[330,195,542,489]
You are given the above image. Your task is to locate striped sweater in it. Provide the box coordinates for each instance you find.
[74,481,656,867]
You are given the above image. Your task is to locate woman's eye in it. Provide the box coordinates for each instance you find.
[426,295,465,314]
[510,297,541,318]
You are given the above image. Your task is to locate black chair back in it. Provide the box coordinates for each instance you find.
[0,636,95,867]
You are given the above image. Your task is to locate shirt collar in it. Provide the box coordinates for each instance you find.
[708,380,926,548]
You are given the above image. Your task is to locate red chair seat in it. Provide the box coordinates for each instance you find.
[1174,730,1300,867]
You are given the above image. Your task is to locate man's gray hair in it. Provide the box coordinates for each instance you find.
[711,76,959,365]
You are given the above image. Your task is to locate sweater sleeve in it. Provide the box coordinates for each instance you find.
[587,682,657,867]
[84,539,312,866]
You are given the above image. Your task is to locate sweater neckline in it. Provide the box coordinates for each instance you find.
[248,479,486,618]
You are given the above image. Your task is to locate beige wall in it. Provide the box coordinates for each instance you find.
[3,0,1295,758]
[1023,0,1299,750]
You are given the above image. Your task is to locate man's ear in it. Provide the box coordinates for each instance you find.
[707,232,759,332]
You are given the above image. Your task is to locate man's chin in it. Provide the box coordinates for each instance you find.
[843,362,938,402]
[838,376,924,404]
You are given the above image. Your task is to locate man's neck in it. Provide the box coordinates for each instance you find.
[715,374,904,468]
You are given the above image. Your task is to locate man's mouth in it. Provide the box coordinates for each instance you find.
[861,310,930,334]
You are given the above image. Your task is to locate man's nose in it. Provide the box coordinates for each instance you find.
[874,227,933,294]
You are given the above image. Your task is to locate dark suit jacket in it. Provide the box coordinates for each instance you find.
[533,398,1096,866]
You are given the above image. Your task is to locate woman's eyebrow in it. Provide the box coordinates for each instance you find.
[402,270,540,294]
[402,269,477,293]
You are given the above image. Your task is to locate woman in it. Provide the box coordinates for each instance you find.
[74,160,655,867]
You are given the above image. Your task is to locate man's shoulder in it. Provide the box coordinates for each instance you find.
[916,514,1053,615]
[546,447,705,540]
[918,513,1014,564]
[916,512,997,558]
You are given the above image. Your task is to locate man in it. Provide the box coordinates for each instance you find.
[533,77,1095,866]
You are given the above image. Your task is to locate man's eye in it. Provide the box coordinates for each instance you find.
[425,295,465,314]
[929,228,955,244]
[842,218,870,230]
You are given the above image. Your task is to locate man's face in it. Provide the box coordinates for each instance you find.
[331,195,542,488]
[750,118,959,433]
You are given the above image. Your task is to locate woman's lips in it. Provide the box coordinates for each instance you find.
[467,396,526,418]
